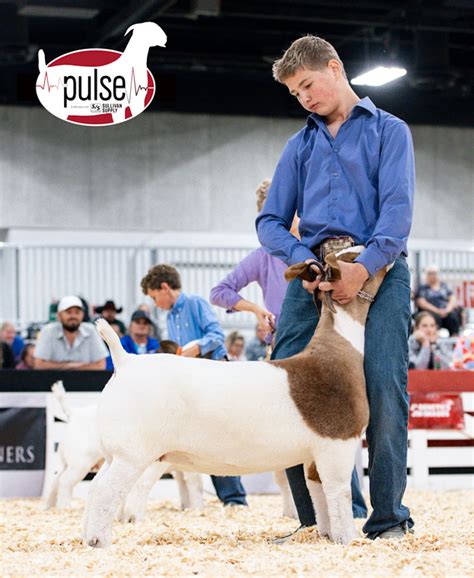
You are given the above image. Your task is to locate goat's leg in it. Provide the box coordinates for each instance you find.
[120,461,169,523]
[273,469,297,519]
[85,458,145,547]
[44,467,63,509]
[315,439,359,545]
[56,462,92,508]
[82,460,110,539]
[181,472,204,511]
[305,461,331,538]
[173,470,191,510]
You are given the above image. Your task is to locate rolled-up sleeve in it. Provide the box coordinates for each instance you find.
[355,120,415,276]
[194,298,226,356]
[256,137,314,265]
[210,250,261,312]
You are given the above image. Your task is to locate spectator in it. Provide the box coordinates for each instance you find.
[225,331,246,361]
[95,300,127,336]
[415,265,462,336]
[210,178,299,341]
[16,343,36,370]
[246,325,268,361]
[408,312,452,370]
[106,310,159,370]
[451,328,474,370]
[110,321,124,337]
[0,321,25,364]
[141,264,248,507]
[1,341,15,369]
[158,340,181,354]
[34,295,108,370]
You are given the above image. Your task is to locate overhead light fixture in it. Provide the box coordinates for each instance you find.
[18,5,99,19]
[351,66,407,87]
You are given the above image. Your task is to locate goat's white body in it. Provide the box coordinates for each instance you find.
[85,299,375,547]
[99,355,316,475]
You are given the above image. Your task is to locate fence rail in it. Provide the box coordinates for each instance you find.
[1,244,473,332]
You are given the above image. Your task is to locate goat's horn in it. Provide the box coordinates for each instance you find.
[125,24,136,36]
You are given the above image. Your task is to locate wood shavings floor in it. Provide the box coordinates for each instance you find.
[1,489,473,577]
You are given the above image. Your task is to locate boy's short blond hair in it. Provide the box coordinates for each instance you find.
[256,178,271,212]
[273,35,346,83]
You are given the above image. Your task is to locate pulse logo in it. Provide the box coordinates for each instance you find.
[35,22,166,126]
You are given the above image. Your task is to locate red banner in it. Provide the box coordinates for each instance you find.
[409,393,465,429]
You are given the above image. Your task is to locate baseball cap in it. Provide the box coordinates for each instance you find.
[131,310,153,324]
[57,295,84,313]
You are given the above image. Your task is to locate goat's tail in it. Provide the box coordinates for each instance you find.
[95,318,128,370]
[38,49,46,73]
[51,380,72,421]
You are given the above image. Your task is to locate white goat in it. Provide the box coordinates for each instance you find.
[84,248,390,547]
[45,381,203,518]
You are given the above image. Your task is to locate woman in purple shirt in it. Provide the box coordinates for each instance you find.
[210,179,299,336]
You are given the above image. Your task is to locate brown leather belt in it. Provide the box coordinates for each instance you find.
[312,236,354,262]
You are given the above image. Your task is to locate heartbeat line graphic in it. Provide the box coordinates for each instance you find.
[36,67,152,104]
[125,67,152,103]
[36,71,64,91]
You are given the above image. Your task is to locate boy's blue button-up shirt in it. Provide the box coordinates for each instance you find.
[167,292,227,360]
[256,97,415,276]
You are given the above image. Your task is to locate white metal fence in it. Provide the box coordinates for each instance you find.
[1,244,473,332]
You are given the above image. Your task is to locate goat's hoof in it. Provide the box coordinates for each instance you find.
[127,515,136,524]
[88,536,101,548]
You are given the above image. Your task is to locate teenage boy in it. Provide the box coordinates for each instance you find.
[257,35,415,540]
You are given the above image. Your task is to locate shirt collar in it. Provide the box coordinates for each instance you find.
[307,96,376,128]
[170,292,186,314]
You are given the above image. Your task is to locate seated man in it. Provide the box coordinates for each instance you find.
[415,265,462,336]
[0,322,26,364]
[245,325,268,361]
[34,295,107,370]
[141,264,248,507]
[95,300,127,336]
[106,310,159,370]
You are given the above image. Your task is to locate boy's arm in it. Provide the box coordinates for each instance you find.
[194,298,226,357]
[256,137,314,265]
[355,120,415,276]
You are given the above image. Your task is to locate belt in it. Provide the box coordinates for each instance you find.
[311,236,355,262]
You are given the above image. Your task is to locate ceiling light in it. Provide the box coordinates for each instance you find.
[18,5,99,19]
[351,66,407,87]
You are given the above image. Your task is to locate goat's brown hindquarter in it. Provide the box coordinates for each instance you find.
[271,336,369,440]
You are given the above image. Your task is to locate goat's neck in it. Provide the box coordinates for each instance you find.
[123,37,150,64]
[307,298,371,357]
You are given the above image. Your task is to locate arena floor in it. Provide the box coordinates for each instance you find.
[2,489,473,577]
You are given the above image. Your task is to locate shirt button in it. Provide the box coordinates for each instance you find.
[332,172,338,177]
[333,148,339,153]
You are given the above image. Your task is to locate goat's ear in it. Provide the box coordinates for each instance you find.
[125,24,136,36]
[285,262,314,282]
[335,251,361,264]
[324,253,342,280]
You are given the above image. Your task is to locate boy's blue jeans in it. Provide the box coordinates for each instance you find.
[271,256,414,537]
[211,476,248,506]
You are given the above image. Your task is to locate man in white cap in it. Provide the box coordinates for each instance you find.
[34,295,107,370]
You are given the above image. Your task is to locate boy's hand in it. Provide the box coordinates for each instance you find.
[301,259,323,293]
[181,343,201,358]
[319,261,369,305]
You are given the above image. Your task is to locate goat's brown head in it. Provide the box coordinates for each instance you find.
[285,247,392,315]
